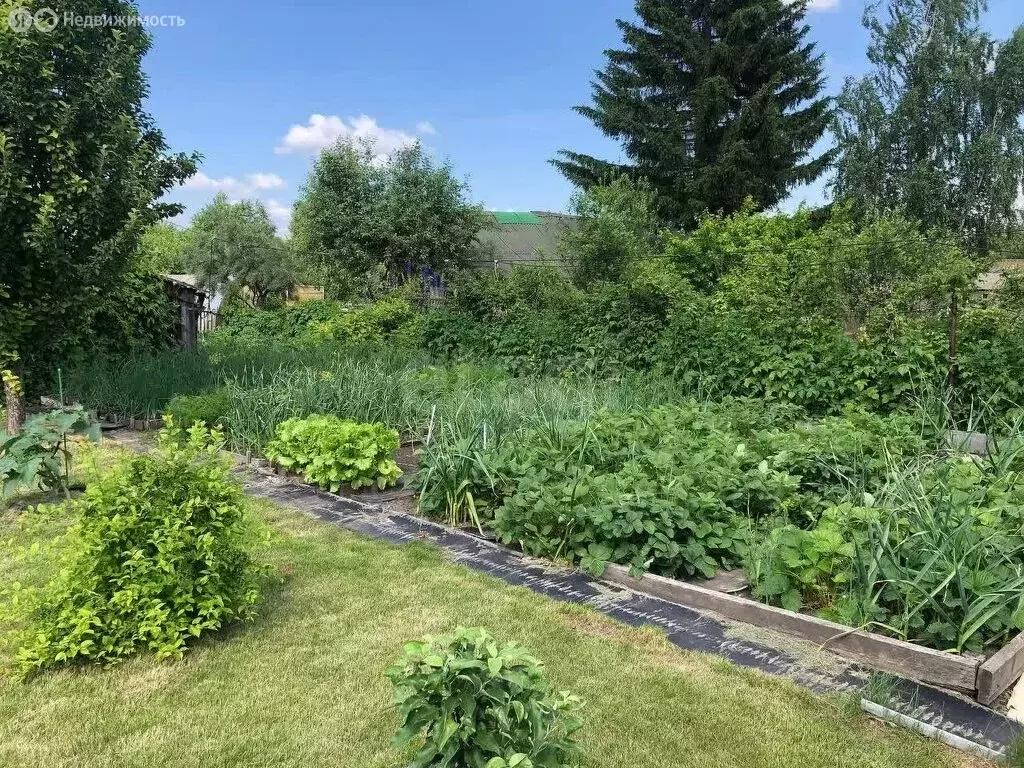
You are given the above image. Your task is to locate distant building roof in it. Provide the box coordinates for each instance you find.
[974,259,1024,295]
[474,211,579,270]
[164,274,200,289]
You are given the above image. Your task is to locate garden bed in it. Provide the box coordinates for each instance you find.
[86,368,1024,709]
[603,564,1024,705]
[247,440,1024,708]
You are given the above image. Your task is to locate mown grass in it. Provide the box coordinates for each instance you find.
[0,490,977,768]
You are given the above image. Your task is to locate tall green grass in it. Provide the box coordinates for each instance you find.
[63,343,432,420]
[221,357,702,455]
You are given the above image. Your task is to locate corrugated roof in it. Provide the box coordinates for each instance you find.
[475,211,579,269]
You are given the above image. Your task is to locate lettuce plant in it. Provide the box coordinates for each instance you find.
[265,414,402,491]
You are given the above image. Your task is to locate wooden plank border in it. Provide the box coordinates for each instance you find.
[977,632,1024,706]
[603,565,981,694]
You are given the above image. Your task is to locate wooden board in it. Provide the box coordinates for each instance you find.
[603,565,980,694]
[977,632,1024,706]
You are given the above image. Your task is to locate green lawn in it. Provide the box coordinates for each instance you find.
[0,493,977,768]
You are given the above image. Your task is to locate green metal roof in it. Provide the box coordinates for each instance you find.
[492,211,543,225]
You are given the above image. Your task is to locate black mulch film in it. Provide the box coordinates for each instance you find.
[232,460,1022,754]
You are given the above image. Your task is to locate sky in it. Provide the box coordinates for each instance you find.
[135,0,1024,234]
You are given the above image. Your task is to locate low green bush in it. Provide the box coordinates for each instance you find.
[1,422,268,676]
[164,388,231,429]
[385,627,584,768]
[264,414,402,491]
[208,296,423,351]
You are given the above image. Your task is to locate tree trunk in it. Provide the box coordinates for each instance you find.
[3,363,26,435]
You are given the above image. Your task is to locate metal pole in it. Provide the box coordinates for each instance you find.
[948,290,959,424]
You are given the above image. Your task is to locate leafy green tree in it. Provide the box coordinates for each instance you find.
[184,194,296,309]
[833,0,1024,250]
[664,203,974,329]
[139,222,192,274]
[560,175,661,286]
[291,141,378,291]
[0,0,196,430]
[553,0,833,228]
[292,140,486,294]
[89,263,176,356]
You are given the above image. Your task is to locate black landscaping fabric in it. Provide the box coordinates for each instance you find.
[235,461,1022,753]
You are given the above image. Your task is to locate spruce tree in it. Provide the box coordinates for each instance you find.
[553,0,833,228]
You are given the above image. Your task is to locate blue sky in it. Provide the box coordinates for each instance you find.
[138,0,1023,233]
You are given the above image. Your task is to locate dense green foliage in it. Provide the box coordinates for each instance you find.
[554,0,832,227]
[292,142,487,294]
[60,307,1024,652]
[185,193,296,309]
[139,222,192,274]
[424,266,973,416]
[833,0,1024,246]
[423,204,1013,418]
[417,403,924,579]
[89,262,176,356]
[490,407,784,579]
[0,406,94,498]
[265,415,402,491]
[560,176,661,286]
[55,200,1024,656]
[165,389,231,430]
[748,442,1024,652]
[385,627,584,768]
[1,422,266,675]
[0,0,195,396]
[211,296,422,350]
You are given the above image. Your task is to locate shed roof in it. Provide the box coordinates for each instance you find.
[474,211,579,269]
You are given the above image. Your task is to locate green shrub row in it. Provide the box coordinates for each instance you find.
[210,296,423,351]
[424,268,1024,421]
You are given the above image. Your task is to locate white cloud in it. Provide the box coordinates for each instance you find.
[416,121,437,136]
[181,171,286,198]
[275,114,434,156]
[265,199,293,236]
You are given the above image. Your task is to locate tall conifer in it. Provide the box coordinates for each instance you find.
[554,0,833,227]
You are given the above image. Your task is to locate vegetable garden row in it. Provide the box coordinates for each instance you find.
[55,283,1024,664]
